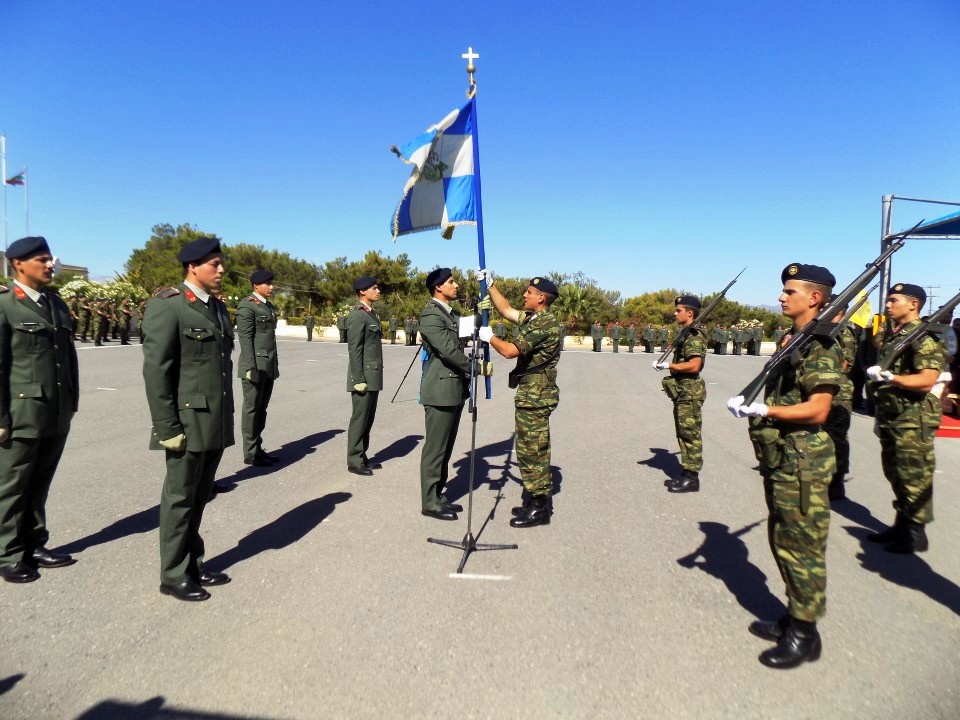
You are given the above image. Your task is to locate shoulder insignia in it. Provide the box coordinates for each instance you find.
[13,286,26,300]
[154,287,181,299]
[246,295,260,304]
[0,285,8,294]
[183,289,198,303]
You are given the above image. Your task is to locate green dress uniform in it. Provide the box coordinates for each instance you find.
[873,319,944,530]
[665,328,707,475]
[388,317,398,344]
[403,317,415,345]
[732,327,743,355]
[511,309,562,499]
[626,325,636,352]
[142,284,234,587]
[0,284,79,570]
[747,337,841,624]
[236,294,279,463]
[642,326,654,353]
[610,323,622,353]
[825,324,857,498]
[346,302,383,470]
[336,314,347,343]
[418,299,470,512]
[659,326,669,352]
[590,323,603,352]
[304,314,315,341]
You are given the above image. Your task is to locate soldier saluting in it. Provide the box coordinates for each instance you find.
[142,237,234,602]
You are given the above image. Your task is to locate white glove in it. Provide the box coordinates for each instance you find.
[738,401,769,418]
[727,395,746,418]
[478,326,494,343]
[476,268,495,288]
[159,433,186,452]
[245,369,260,383]
[866,365,894,382]
[652,360,669,371]
[0,428,8,443]
[353,382,368,393]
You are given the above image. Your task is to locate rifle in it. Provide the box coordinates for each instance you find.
[877,288,960,371]
[736,225,921,405]
[656,267,746,366]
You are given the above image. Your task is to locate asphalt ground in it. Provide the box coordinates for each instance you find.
[1,337,958,720]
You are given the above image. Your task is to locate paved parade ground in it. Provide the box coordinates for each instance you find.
[1,337,958,720]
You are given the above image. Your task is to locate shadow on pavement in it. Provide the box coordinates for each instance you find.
[206,492,351,572]
[0,673,25,697]
[445,435,517,503]
[368,433,423,465]
[75,696,280,719]
[677,519,785,621]
[212,429,344,492]
[54,506,159,556]
[844,526,960,616]
[637,447,682,480]
[829,496,888,533]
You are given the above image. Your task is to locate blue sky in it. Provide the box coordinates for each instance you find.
[2,0,958,307]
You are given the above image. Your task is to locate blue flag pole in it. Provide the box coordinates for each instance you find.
[464,51,492,400]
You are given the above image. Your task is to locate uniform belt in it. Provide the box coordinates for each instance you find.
[673,373,700,380]
[772,422,821,436]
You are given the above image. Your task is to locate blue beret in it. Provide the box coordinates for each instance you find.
[177,237,222,263]
[425,267,452,290]
[353,276,377,292]
[529,277,559,297]
[781,263,836,288]
[888,282,926,307]
[250,269,274,285]
[675,294,701,310]
[7,236,51,260]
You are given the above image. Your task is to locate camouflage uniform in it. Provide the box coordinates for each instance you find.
[666,328,707,472]
[513,309,562,497]
[874,320,944,524]
[824,324,857,492]
[748,337,842,622]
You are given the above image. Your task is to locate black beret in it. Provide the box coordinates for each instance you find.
[888,282,926,307]
[7,236,51,260]
[675,294,701,310]
[250,269,274,285]
[425,267,452,290]
[353,276,377,292]
[177,236,222,263]
[781,263,836,288]
[529,277,559,296]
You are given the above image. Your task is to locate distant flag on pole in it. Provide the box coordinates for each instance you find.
[390,100,476,240]
[4,168,25,186]
[850,290,872,329]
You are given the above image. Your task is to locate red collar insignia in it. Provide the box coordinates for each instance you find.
[184,289,198,303]
[252,296,261,304]
[13,286,26,300]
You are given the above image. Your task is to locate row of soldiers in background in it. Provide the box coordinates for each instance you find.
[710,325,768,356]
[68,295,145,346]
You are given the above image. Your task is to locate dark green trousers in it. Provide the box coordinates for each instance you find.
[241,375,275,461]
[420,404,464,511]
[347,391,379,468]
[0,434,69,566]
[159,448,223,585]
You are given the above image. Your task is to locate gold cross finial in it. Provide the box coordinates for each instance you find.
[462,47,479,98]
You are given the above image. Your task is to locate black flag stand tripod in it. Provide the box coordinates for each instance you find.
[428,301,518,573]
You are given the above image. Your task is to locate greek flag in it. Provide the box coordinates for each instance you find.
[390,100,476,240]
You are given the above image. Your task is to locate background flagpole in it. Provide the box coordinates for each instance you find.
[463,48,492,400]
[24,166,28,236]
[1,133,7,278]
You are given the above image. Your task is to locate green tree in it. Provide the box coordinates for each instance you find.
[126,223,218,292]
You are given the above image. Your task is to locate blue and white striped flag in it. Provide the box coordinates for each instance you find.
[391,100,476,240]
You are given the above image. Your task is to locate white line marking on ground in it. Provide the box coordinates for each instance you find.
[97,387,117,391]
[448,573,512,581]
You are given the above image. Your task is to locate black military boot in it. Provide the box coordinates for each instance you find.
[758,618,821,669]
[827,473,845,501]
[748,613,790,641]
[885,521,928,554]
[664,470,687,488]
[510,495,551,528]
[866,512,904,544]
[511,492,532,517]
[667,471,699,493]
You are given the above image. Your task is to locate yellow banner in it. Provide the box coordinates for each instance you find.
[850,291,872,328]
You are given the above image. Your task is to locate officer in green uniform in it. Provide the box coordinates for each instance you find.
[825,300,857,501]
[591,321,603,352]
[655,295,707,493]
[558,321,567,351]
[732,326,743,355]
[727,263,841,669]
[773,326,786,346]
[304,313,315,341]
[336,313,347,343]
[142,236,234,602]
[410,317,420,346]
[478,271,561,528]
[610,322,622,353]
[418,268,485,520]
[642,324,655,352]
[866,283,944,553]
[403,316,415,345]
[626,323,637,352]
[236,269,280,467]
[346,276,383,476]
[0,237,79,583]
[388,316,398,344]
[659,325,669,352]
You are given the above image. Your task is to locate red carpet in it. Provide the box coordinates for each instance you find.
[937,413,960,438]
